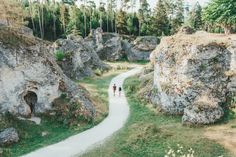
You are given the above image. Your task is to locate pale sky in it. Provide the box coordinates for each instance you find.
[78,0,209,10]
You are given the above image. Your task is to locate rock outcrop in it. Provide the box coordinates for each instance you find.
[52,34,109,80]
[150,32,236,125]
[85,28,159,61]
[0,26,95,118]
[123,36,159,61]
[85,29,124,61]
[0,128,19,145]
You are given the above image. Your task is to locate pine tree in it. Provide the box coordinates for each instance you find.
[152,0,170,36]
[188,2,202,30]
[171,0,184,33]
[116,9,127,34]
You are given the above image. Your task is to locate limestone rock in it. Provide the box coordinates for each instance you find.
[150,32,236,124]
[0,128,19,145]
[52,34,109,80]
[123,36,159,61]
[0,26,95,118]
[85,28,123,61]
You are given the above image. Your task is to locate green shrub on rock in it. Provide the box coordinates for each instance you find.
[55,50,65,62]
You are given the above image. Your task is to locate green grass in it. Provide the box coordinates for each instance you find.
[0,71,124,157]
[82,76,231,157]
[0,115,93,157]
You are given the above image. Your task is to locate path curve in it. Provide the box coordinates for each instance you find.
[22,67,142,157]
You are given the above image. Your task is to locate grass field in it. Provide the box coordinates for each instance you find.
[82,76,231,157]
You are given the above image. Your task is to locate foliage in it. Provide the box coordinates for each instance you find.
[55,50,65,61]
[52,96,92,127]
[203,0,236,34]
[188,2,203,30]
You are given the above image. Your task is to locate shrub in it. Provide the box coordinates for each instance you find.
[55,50,65,61]
[52,96,93,127]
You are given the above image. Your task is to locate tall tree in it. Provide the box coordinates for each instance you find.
[188,2,202,30]
[152,0,170,36]
[87,0,96,31]
[203,0,236,34]
[138,0,150,36]
[171,0,184,33]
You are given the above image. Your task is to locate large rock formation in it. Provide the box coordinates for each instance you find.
[123,36,159,61]
[52,34,109,80]
[150,32,236,125]
[85,28,158,61]
[0,26,95,118]
[85,28,124,61]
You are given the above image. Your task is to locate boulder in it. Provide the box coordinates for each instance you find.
[0,128,19,145]
[52,34,109,80]
[0,25,95,118]
[123,36,159,61]
[150,32,236,124]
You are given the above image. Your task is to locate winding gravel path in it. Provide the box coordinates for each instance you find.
[22,67,142,157]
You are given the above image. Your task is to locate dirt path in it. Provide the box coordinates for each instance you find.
[22,67,142,157]
[204,119,236,156]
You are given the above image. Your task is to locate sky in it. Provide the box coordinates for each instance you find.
[78,0,209,10]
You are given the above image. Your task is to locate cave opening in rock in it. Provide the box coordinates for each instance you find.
[24,91,37,114]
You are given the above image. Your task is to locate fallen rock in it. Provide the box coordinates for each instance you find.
[0,128,19,146]
[150,32,236,124]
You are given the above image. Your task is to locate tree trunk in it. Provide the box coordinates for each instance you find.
[107,14,109,32]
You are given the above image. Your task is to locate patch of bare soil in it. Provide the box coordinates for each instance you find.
[204,119,236,156]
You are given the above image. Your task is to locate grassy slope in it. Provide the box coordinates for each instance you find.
[0,71,124,157]
[82,76,231,157]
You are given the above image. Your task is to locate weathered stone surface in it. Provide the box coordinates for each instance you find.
[85,29,123,61]
[150,32,236,124]
[0,26,95,118]
[0,128,19,145]
[52,34,109,80]
[85,28,158,61]
[122,36,159,61]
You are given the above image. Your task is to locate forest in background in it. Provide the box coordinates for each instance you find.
[0,0,236,41]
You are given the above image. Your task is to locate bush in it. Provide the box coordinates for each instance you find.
[55,50,65,61]
[52,96,93,127]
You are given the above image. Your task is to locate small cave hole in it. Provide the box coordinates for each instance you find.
[24,91,38,115]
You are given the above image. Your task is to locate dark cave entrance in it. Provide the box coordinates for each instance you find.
[24,91,38,114]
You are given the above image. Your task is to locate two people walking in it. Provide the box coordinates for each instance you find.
[113,84,122,97]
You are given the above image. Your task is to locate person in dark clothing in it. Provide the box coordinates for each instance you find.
[119,87,122,97]
[113,84,117,96]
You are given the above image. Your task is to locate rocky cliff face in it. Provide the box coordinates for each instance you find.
[0,26,95,118]
[122,36,159,61]
[52,34,109,80]
[86,28,158,61]
[150,32,236,125]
